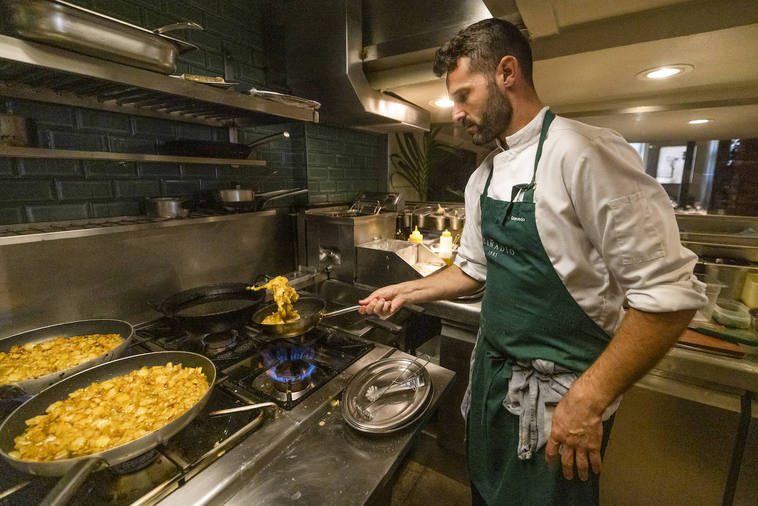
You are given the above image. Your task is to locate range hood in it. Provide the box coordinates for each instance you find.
[284,0,430,132]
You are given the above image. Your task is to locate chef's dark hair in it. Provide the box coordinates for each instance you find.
[433,18,533,86]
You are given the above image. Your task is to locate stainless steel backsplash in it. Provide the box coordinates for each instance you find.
[0,212,296,334]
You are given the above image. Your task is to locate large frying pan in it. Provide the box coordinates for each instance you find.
[151,283,266,334]
[0,351,215,505]
[0,319,134,395]
[158,131,290,159]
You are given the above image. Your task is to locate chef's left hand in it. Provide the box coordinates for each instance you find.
[545,387,604,481]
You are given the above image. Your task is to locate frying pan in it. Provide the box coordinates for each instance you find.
[0,351,215,506]
[217,188,309,212]
[0,319,134,395]
[151,283,266,334]
[251,297,408,338]
[158,131,290,159]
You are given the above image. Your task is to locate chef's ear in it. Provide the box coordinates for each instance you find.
[496,55,519,89]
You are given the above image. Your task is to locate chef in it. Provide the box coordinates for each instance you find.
[359,18,706,505]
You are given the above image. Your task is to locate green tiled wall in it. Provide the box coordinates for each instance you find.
[0,0,388,224]
[304,124,385,203]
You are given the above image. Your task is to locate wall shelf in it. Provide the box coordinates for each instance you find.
[0,34,319,127]
[0,146,266,166]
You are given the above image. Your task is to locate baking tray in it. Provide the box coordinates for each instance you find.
[0,0,199,74]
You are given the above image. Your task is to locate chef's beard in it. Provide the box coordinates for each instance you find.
[464,79,513,145]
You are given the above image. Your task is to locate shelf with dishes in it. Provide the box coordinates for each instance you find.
[0,34,318,127]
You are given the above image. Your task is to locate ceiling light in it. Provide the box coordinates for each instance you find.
[433,97,454,108]
[688,119,710,125]
[636,64,694,81]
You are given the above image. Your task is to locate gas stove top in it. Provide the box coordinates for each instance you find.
[0,319,374,505]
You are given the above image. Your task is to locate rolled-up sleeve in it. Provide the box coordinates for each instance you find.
[454,168,488,282]
[568,137,707,313]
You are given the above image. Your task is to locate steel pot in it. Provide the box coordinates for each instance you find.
[448,210,465,230]
[403,210,413,228]
[0,114,33,147]
[704,262,750,300]
[145,197,191,218]
[430,214,447,231]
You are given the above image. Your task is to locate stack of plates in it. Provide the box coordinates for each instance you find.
[342,358,433,434]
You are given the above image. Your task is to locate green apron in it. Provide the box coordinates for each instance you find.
[468,110,614,505]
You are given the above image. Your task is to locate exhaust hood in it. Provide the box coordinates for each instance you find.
[284,0,430,132]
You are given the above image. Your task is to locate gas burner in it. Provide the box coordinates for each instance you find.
[137,318,190,342]
[110,449,161,475]
[269,359,316,393]
[202,330,239,357]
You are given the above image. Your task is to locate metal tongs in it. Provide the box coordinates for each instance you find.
[359,356,430,421]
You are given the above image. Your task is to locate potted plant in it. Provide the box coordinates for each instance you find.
[390,127,456,201]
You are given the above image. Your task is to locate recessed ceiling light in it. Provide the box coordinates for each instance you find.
[688,119,711,125]
[636,64,694,81]
[432,97,454,108]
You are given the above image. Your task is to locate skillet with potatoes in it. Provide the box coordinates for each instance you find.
[0,320,134,395]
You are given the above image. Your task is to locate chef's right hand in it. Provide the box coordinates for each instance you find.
[358,284,406,317]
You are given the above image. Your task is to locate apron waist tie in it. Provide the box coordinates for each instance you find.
[504,359,621,460]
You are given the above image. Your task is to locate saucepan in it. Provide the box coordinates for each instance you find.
[145,197,193,218]
[216,188,308,212]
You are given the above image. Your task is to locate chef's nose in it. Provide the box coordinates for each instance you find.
[452,105,465,123]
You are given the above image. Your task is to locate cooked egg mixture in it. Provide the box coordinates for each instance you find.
[250,276,300,324]
[10,363,209,461]
[0,333,123,386]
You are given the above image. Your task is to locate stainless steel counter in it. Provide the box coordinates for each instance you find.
[158,343,455,506]
[420,298,481,328]
[421,297,758,414]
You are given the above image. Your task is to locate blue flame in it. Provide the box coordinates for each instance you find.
[262,344,316,383]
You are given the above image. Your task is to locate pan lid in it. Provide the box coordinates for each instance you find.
[342,357,432,434]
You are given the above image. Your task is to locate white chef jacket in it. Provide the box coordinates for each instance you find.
[454,107,706,336]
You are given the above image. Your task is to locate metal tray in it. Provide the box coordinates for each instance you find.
[0,0,199,74]
[342,358,433,434]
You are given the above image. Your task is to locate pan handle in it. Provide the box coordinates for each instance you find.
[322,305,362,318]
[260,188,309,208]
[209,402,277,417]
[40,458,107,506]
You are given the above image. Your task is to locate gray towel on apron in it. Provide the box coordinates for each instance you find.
[504,359,621,460]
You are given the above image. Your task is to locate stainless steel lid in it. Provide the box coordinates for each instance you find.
[342,358,433,433]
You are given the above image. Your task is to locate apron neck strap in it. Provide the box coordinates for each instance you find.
[530,109,555,185]
[482,109,556,197]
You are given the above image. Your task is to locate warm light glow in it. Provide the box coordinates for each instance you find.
[646,67,681,79]
[688,119,710,125]
[433,97,454,108]
[636,64,693,81]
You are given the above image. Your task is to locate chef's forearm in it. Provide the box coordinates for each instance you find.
[569,308,695,413]
[397,265,483,303]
